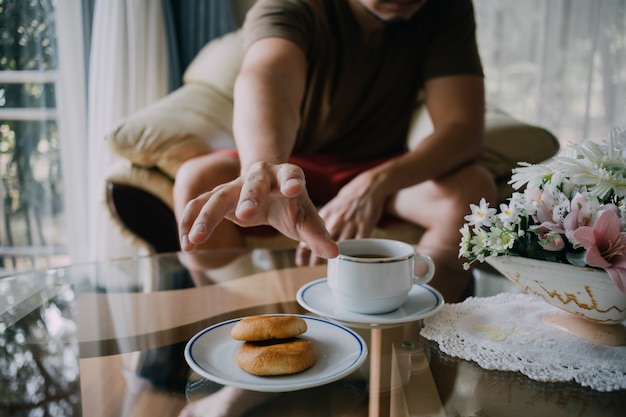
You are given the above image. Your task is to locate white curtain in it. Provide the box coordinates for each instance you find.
[56,0,89,265]
[57,0,169,265]
[56,4,170,409]
[474,0,626,145]
[56,9,170,413]
[87,0,169,263]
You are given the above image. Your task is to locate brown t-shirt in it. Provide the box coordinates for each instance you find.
[242,0,483,160]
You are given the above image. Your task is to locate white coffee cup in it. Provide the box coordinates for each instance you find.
[327,238,435,314]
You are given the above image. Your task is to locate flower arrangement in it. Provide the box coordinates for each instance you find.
[459,126,626,294]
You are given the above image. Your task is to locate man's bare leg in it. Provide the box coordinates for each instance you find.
[388,164,497,302]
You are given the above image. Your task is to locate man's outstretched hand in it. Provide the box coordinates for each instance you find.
[179,161,339,260]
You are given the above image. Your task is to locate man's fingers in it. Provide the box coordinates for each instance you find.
[276,164,306,198]
[236,163,273,220]
[193,186,240,240]
[338,223,358,242]
[296,203,339,260]
[180,162,336,259]
[304,232,339,260]
[236,162,306,221]
[180,183,241,250]
[179,192,211,251]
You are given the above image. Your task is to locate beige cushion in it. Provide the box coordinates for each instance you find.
[481,107,559,179]
[104,83,235,178]
[104,30,244,178]
[483,107,559,200]
[183,30,244,95]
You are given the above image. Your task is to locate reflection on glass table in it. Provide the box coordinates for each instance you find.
[1,248,624,417]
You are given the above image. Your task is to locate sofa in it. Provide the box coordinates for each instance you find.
[103,30,560,254]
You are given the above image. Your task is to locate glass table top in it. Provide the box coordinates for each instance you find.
[1,248,624,417]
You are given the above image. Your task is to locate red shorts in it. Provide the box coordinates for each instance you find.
[216,149,400,205]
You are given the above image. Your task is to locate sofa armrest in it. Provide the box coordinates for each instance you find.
[107,181,181,253]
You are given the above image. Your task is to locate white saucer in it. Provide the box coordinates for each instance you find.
[185,314,368,392]
[296,278,444,329]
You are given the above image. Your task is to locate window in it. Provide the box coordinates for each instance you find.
[0,0,67,274]
[474,0,626,143]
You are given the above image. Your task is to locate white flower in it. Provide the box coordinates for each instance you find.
[459,223,473,257]
[509,162,554,190]
[459,125,626,276]
[509,192,534,216]
[464,198,497,228]
[497,202,521,228]
[556,126,626,200]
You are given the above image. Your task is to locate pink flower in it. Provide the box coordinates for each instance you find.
[563,193,591,231]
[529,184,569,235]
[538,231,565,251]
[572,210,626,294]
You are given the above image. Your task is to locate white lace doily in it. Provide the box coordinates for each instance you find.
[420,293,626,392]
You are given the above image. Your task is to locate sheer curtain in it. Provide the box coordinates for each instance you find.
[57,0,169,265]
[474,0,626,145]
[87,1,169,263]
[56,0,239,265]
[56,0,89,265]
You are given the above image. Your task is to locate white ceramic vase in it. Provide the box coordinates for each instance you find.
[486,255,626,325]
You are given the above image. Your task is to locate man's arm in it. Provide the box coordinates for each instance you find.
[302,74,484,259]
[418,74,485,173]
[229,37,322,233]
[366,75,486,194]
[180,37,339,259]
[233,37,307,173]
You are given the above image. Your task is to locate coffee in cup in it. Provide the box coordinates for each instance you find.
[327,238,435,314]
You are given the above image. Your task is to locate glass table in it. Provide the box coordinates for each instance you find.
[1,248,624,416]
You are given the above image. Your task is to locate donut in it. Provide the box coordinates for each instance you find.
[235,337,317,376]
[230,315,307,341]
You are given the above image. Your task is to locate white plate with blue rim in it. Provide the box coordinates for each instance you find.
[296,278,444,329]
[184,314,368,392]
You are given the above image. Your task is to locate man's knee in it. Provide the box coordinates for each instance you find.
[448,163,495,199]
[174,153,239,197]
[437,164,497,221]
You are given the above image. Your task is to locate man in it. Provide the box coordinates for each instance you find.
[174,0,496,304]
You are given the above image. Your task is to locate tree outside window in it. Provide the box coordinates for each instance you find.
[0,0,66,274]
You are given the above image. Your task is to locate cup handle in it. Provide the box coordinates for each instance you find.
[412,253,435,285]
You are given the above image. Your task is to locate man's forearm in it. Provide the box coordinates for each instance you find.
[232,72,298,173]
[362,121,485,199]
[232,38,306,174]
